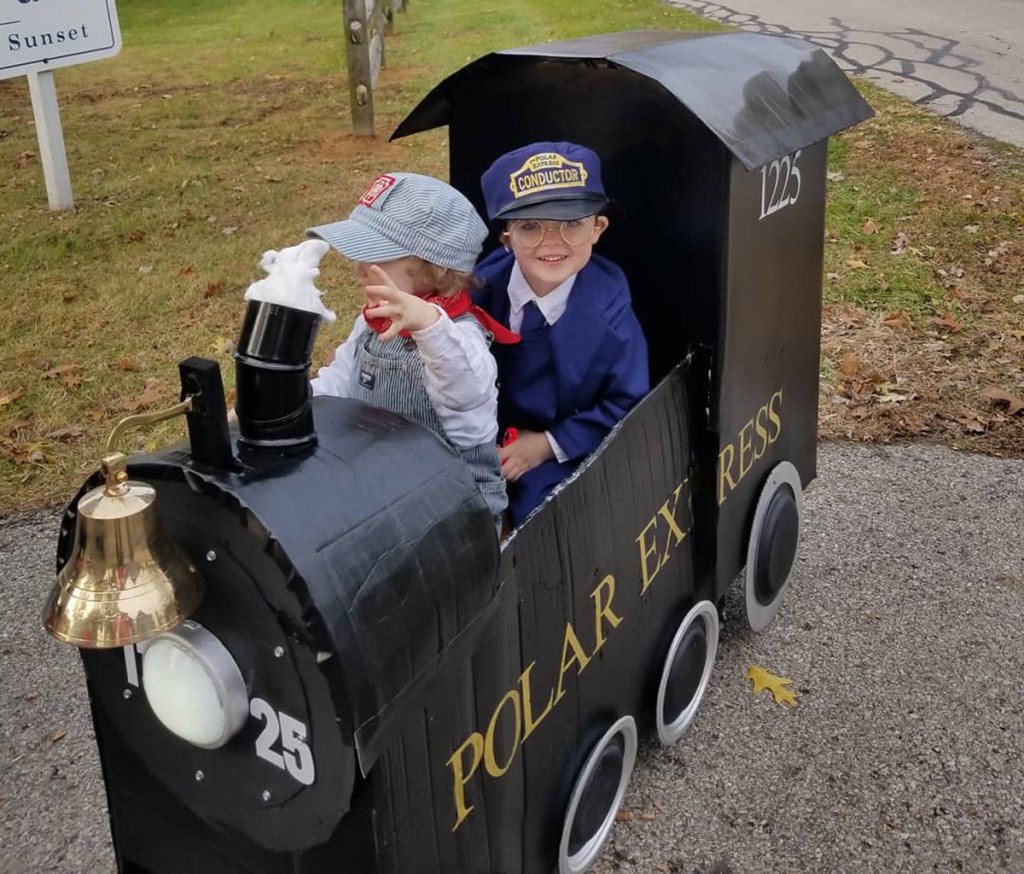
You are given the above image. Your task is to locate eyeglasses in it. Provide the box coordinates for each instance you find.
[505,218,599,248]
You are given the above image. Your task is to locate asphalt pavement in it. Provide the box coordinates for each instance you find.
[669,0,1024,148]
[1,441,1021,873]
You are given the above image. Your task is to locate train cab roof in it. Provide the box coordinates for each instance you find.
[393,29,873,172]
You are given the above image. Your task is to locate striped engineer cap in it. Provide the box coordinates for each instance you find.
[307,172,488,274]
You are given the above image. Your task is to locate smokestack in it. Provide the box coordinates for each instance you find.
[232,240,335,453]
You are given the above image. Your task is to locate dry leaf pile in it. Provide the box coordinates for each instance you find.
[820,113,1024,455]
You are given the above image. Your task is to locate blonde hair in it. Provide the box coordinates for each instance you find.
[413,259,479,297]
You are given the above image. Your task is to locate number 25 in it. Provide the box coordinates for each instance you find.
[250,697,316,786]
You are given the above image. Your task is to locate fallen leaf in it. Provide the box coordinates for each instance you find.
[62,290,78,303]
[46,426,86,442]
[1013,294,1024,305]
[883,311,911,329]
[861,219,879,235]
[212,337,237,355]
[115,357,139,372]
[955,414,986,434]
[840,353,861,376]
[50,729,67,743]
[204,280,225,298]
[826,272,841,281]
[875,391,914,404]
[963,224,980,235]
[138,265,153,275]
[17,150,35,169]
[932,313,963,333]
[0,388,25,407]
[846,258,869,270]
[615,811,633,822]
[41,364,80,380]
[220,226,239,236]
[981,388,1024,416]
[747,665,797,707]
[898,413,931,434]
[120,229,146,244]
[891,233,909,255]
[2,419,32,438]
[178,265,195,277]
[826,171,845,182]
[23,691,39,701]
[984,241,1012,266]
[121,377,167,413]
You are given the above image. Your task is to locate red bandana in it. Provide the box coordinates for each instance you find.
[363,289,521,344]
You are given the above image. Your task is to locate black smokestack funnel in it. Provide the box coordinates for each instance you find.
[230,240,336,453]
[233,300,321,452]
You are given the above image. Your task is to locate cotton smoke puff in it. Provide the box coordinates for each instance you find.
[243,239,337,323]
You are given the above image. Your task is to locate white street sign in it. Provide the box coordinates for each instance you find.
[1,0,122,80]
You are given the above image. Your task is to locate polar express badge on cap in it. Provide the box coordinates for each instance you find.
[508,152,588,199]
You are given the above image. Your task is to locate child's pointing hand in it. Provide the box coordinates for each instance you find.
[362,265,440,340]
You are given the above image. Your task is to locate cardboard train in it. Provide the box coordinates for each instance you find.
[47,31,872,874]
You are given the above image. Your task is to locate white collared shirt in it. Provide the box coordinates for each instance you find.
[506,262,577,332]
[505,262,576,463]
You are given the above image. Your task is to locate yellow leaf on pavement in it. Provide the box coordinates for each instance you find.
[747,665,798,707]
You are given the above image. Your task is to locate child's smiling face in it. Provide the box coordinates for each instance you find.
[503,215,609,297]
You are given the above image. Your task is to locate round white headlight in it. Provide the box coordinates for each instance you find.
[142,620,248,749]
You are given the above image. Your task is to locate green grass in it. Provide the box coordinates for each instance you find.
[0,0,719,511]
[2,0,1022,509]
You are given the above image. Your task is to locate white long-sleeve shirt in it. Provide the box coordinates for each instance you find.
[311,311,499,448]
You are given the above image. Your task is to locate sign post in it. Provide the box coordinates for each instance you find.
[1,0,123,210]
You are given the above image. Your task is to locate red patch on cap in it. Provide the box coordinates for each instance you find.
[358,174,397,207]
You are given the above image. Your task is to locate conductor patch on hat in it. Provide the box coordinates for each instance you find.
[508,153,588,199]
[359,174,397,208]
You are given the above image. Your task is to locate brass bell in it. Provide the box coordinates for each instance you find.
[43,452,204,648]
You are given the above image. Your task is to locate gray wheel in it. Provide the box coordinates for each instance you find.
[558,716,638,874]
[656,600,719,744]
[745,461,803,631]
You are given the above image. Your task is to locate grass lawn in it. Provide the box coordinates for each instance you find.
[0,0,1022,515]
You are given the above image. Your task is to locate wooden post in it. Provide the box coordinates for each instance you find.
[368,0,386,73]
[344,0,374,136]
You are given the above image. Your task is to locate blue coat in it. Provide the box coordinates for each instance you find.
[474,249,649,522]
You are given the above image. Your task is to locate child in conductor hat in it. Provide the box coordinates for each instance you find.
[308,172,519,525]
[473,142,649,527]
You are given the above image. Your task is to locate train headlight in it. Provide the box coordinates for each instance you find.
[142,620,249,749]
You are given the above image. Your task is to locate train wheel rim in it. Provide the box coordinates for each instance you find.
[558,715,638,874]
[745,461,803,632]
[656,600,719,744]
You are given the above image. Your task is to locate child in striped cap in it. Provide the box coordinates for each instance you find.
[307,172,518,527]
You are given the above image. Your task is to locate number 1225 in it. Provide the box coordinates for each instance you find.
[760,150,802,220]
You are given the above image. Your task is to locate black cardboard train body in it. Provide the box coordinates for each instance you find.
[56,30,871,874]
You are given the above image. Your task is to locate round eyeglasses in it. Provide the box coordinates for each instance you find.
[505,218,599,248]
